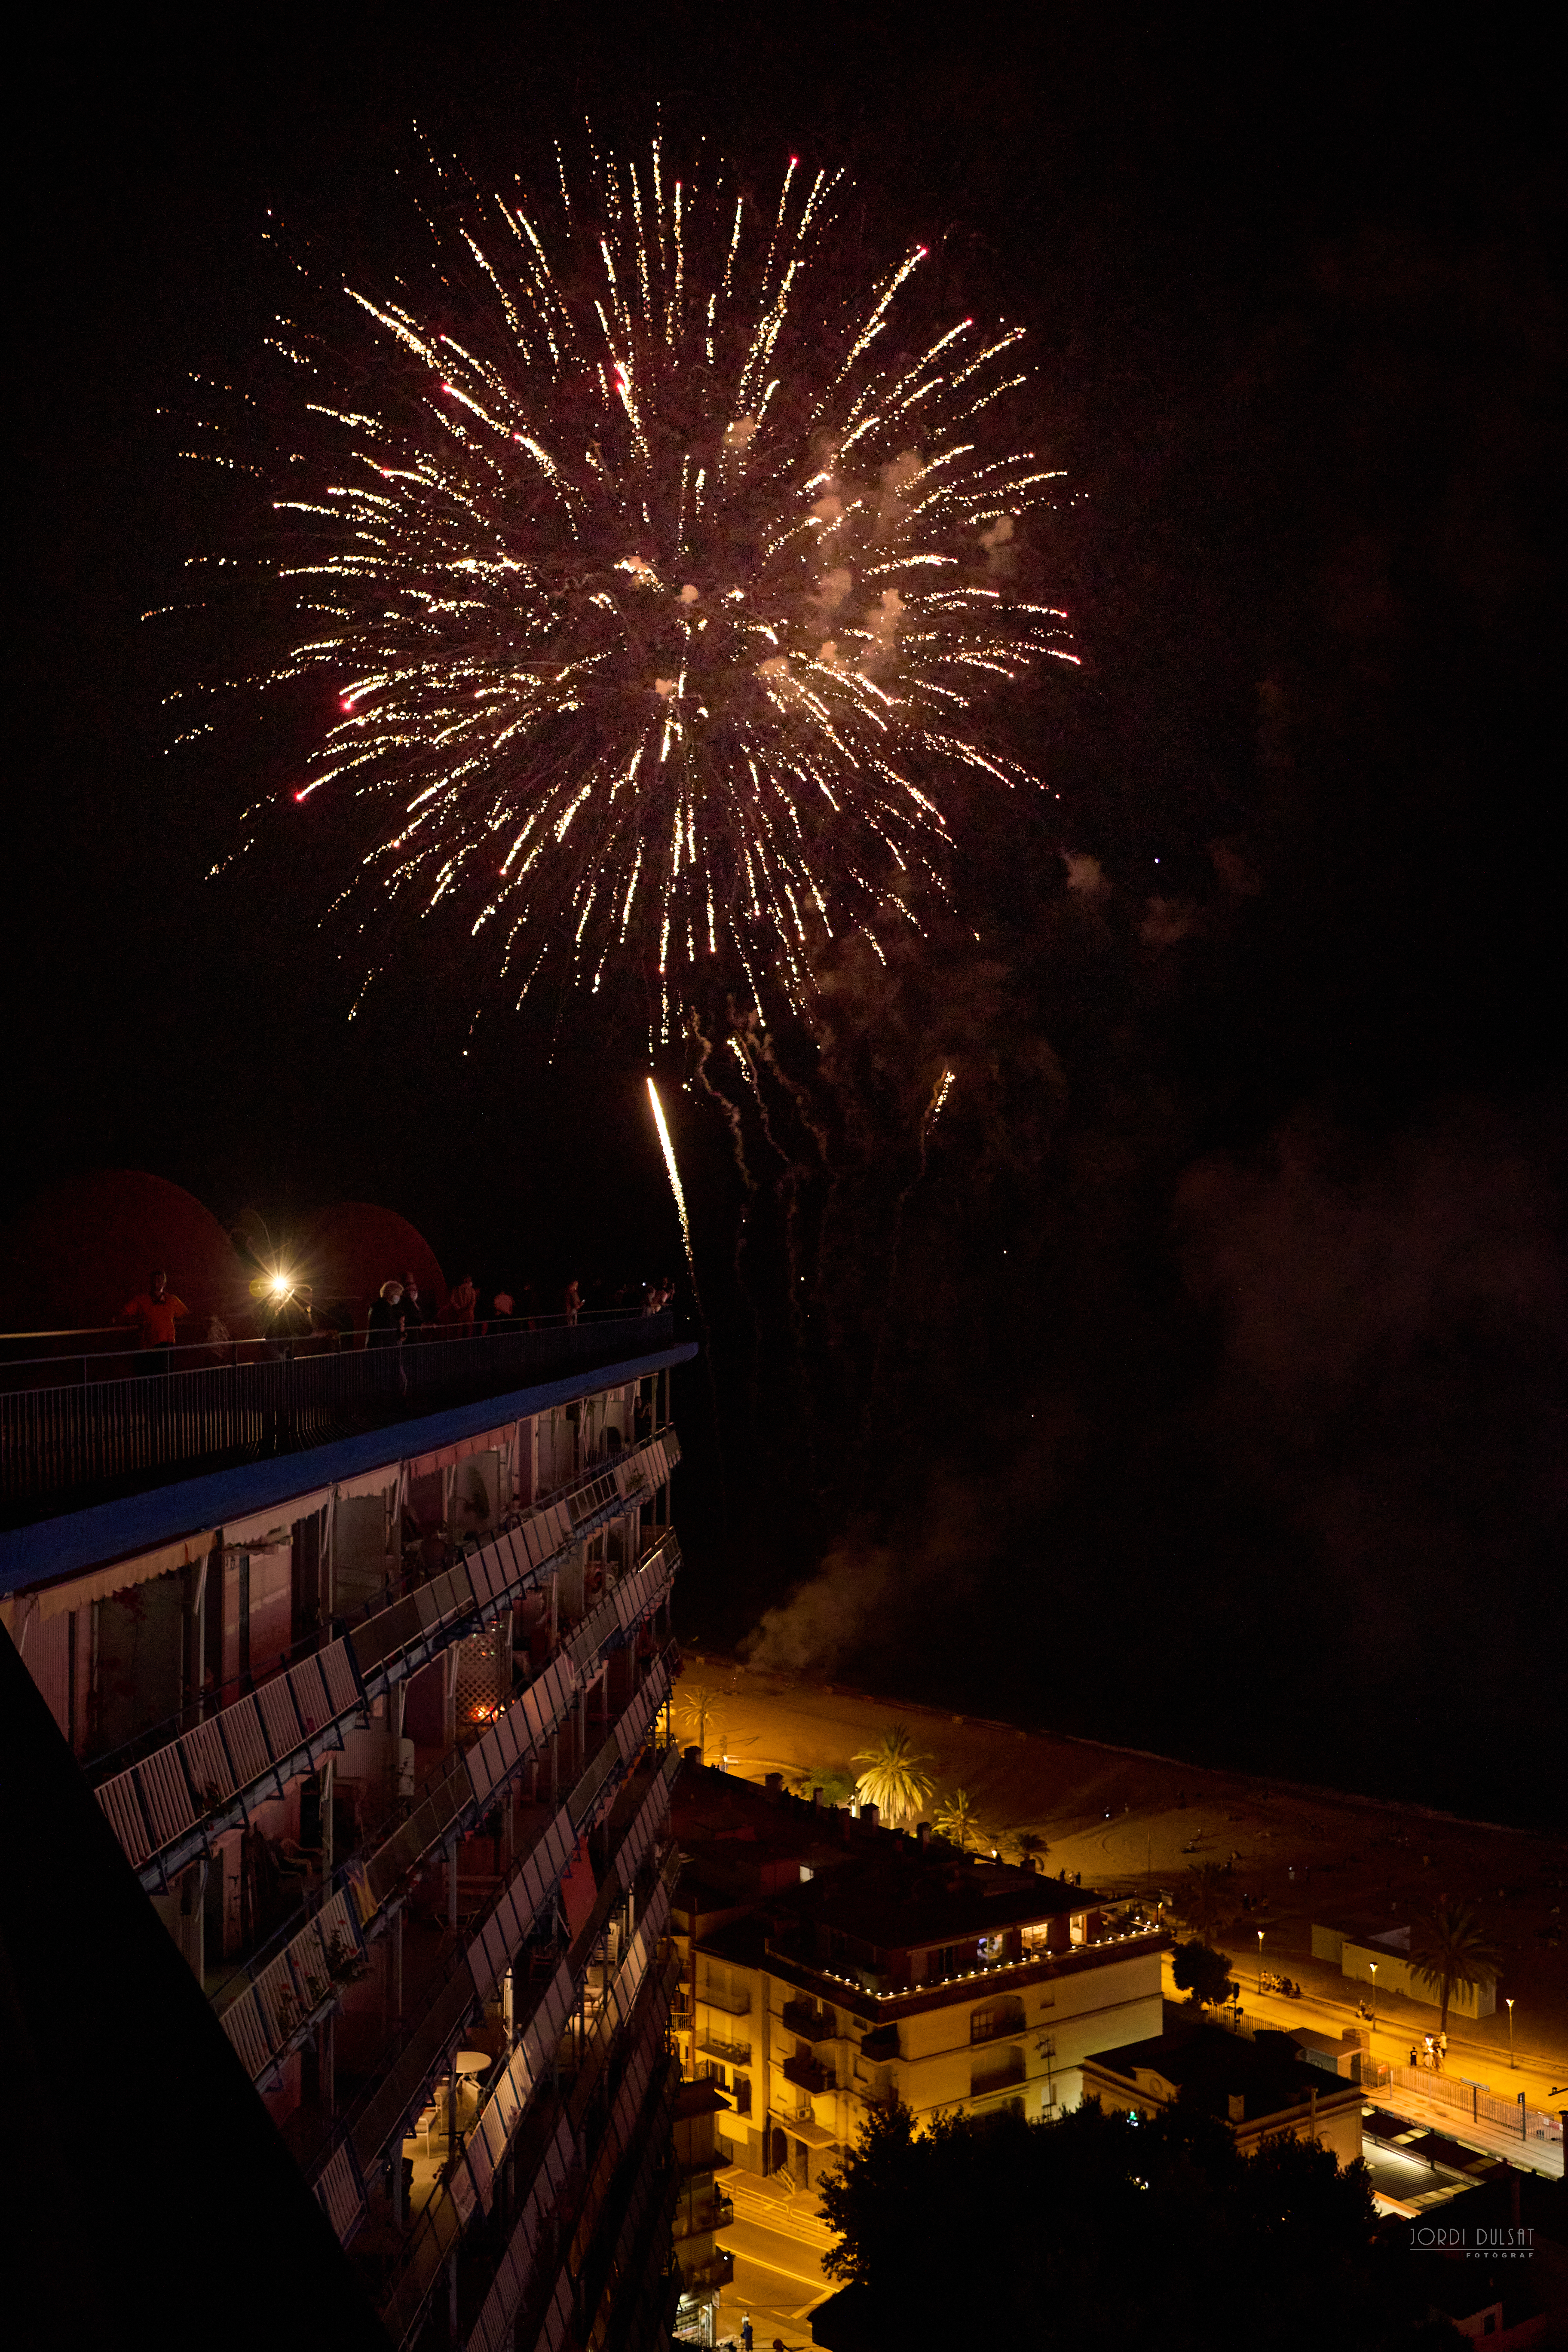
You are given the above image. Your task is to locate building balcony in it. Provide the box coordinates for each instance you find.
[695,2032,751,2068]
[672,2193,734,2241]
[370,1811,683,2343]
[780,1998,838,2042]
[92,1445,681,1896]
[859,2023,899,2062]
[781,2051,832,2096]
[296,1710,682,2229]
[0,1310,683,1527]
[970,2048,1027,2101]
[697,1982,751,2018]
[681,2249,735,2295]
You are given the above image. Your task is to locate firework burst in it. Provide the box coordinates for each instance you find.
[197,138,1075,1029]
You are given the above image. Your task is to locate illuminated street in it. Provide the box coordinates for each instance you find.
[677,1648,1568,2170]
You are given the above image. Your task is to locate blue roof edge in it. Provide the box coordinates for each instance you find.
[0,1340,698,1597]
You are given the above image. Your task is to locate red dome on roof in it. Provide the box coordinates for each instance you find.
[0,1170,250,1343]
[300,1202,446,1328]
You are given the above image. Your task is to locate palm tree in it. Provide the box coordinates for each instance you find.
[1180,1863,1240,1942]
[851,1725,935,1826]
[675,1683,723,1761]
[934,1789,977,1853]
[1007,1830,1049,1868]
[1409,1902,1502,2036]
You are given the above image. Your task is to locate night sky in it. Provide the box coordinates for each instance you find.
[12,10,1564,1824]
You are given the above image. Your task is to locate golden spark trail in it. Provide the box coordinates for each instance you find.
[647,1075,695,1274]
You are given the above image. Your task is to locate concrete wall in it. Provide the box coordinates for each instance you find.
[1341,1941,1496,2019]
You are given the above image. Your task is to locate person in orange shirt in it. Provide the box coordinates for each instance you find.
[119,1268,189,1372]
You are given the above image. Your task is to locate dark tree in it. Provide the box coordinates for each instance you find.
[1171,1937,1236,2011]
[817,2096,1463,2350]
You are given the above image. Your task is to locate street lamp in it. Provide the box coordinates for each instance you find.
[1257,1929,1265,1992]
[1507,1997,1516,2069]
[1369,1962,1378,2035]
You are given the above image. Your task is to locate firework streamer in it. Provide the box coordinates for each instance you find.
[647,1075,696,1279]
[688,1009,757,1207]
[181,140,1075,1021]
[686,1008,762,1434]
[749,1025,826,1354]
[646,1072,729,1528]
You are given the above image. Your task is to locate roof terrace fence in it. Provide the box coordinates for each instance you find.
[0,1308,675,1521]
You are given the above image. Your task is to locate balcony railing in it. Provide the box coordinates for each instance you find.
[429,1852,686,2352]
[325,1685,680,2223]
[92,1439,679,1891]
[695,2032,751,2067]
[780,1999,837,2042]
[381,1847,678,2348]
[970,2051,1026,2099]
[672,2192,733,2241]
[320,1733,682,2281]
[681,2250,735,2294]
[781,2051,832,2096]
[697,1982,750,2018]
[0,1308,678,1521]
[213,1576,680,2087]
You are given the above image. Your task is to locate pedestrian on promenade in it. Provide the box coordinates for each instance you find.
[740,2318,753,2352]
[119,1268,189,1374]
[400,1272,427,1339]
[563,1277,580,1325]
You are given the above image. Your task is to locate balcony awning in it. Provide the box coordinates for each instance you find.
[26,1525,217,1622]
[406,1421,518,1480]
[768,2108,839,2150]
[224,1490,331,1551]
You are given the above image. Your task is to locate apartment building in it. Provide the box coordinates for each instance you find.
[670,2081,737,2345]
[1081,2020,1365,2165]
[1,1305,696,2351]
[672,1767,1169,2196]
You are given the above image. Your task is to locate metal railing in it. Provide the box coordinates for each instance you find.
[212,1555,681,2084]
[781,2051,832,2095]
[376,1758,683,2345]
[780,2000,838,2042]
[0,1309,676,1518]
[93,1434,680,1890]
[472,1858,685,2352]
[696,1982,751,2018]
[315,1703,680,2277]
[1386,2064,1563,2145]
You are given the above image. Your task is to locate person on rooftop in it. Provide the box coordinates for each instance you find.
[367,1280,404,1349]
[399,1271,427,1339]
[119,1268,189,1373]
[448,1273,478,1336]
